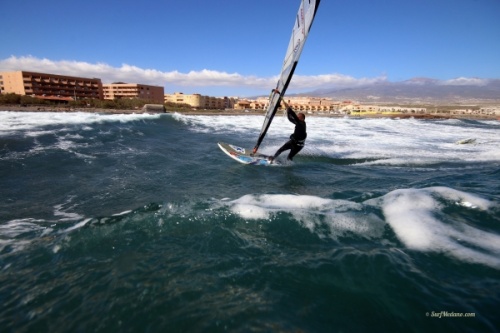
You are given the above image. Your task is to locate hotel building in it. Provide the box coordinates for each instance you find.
[234,96,347,113]
[165,92,236,109]
[0,71,103,101]
[103,83,164,104]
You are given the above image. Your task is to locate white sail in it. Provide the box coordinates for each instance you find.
[254,0,321,152]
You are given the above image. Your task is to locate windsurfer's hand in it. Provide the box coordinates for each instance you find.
[273,89,281,94]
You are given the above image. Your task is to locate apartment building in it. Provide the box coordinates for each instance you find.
[0,71,103,101]
[165,92,236,109]
[103,83,164,104]
[237,96,346,113]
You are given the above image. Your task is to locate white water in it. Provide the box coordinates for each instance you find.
[226,188,500,269]
[2,111,499,269]
[175,113,500,165]
[3,111,498,166]
[0,111,161,136]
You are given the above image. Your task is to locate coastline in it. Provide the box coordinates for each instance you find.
[1,105,498,121]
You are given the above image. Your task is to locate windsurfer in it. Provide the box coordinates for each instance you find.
[269,90,307,163]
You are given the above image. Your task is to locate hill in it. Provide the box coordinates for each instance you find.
[305,78,500,105]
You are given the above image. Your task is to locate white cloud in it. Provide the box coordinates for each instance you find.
[2,56,490,94]
[290,73,387,89]
[0,55,387,93]
[440,77,489,86]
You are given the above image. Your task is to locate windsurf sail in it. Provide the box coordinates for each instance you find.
[253,0,321,153]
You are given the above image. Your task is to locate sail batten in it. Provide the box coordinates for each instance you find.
[254,0,321,152]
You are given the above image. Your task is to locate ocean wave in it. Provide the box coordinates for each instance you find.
[0,111,162,137]
[2,186,499,270]
[227,193,385,240]
[173,114,500,166]
[366,186,500,269]
[225,188,500,269]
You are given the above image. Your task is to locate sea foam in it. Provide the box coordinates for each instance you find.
[228,193,385,240]
[372,186,500,268]
[227,188,500,268]
[173,113,500,166]
[0,111,161,137]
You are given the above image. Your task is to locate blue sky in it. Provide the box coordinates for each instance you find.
[1,0,499,97]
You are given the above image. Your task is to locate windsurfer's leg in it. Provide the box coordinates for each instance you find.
[287,144,303,160]
[273,140,293,159]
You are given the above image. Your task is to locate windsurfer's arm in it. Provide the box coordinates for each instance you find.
[272,89,289,109]
[281,98,289,109]
[272,89,297,123]
[287,107,299,124]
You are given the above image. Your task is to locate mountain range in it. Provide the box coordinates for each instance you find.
[304,78,500,105]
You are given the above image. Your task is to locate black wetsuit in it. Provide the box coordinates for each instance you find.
[273,107,307,161]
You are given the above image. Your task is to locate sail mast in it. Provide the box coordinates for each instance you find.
[253,0,321,153]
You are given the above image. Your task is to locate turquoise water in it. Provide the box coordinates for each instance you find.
[1,111,499,332]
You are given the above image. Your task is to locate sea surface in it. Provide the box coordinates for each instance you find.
[0,110,499,333]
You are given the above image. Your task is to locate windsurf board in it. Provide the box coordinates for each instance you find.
[218,142,276,165]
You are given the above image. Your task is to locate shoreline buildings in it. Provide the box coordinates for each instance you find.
[0,71,103,101]
[0,71,164,103]
[1,70,498,116]
[230,95,428,115]
[103,83,164,104]
[164,92,236,110]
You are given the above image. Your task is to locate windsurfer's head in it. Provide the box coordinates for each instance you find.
[298,113,306,122]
